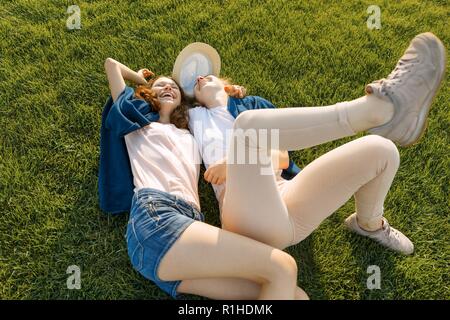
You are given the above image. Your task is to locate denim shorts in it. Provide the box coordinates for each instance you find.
[126,188,204,298]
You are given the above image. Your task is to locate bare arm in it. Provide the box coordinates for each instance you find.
[271,149,289,170]
[204,150,289,185]
[104,58,148,102]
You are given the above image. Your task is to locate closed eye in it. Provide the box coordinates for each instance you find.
[155,83,179,90]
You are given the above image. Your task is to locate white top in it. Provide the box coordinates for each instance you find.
[188,105,285,202]
[188,105,235,199]
[124,122,201,210]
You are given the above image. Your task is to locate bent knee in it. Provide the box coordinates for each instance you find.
[272,250,298,279]
[295,286,310,300]
[233,110,260,131]
[362,135,400,168]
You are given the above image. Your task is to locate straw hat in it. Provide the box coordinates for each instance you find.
[172,42,221,98]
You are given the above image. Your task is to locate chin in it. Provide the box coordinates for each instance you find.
[160,100,176,107]
[160,103,178,112]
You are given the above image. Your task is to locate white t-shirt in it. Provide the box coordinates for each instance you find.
[188,106,234,199]
[124,122,201,210]
[188,106,286,202]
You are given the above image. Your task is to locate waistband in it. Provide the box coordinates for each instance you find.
[134,188,202,215]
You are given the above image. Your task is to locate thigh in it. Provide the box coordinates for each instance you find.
[178,278,310,300]
[178,278,260,300]
[222,159,294,249]
[281,135,394,243]
[157,221,294,286]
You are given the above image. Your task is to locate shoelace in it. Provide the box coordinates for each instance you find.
[372,57,419,97]
[383,222,402,245]
[388,56,420,84]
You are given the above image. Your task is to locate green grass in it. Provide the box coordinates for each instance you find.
[0,0,449,300]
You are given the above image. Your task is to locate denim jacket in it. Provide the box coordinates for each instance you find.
[98,86,159,214]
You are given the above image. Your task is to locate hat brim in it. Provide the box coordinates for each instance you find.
[172,42,221,98]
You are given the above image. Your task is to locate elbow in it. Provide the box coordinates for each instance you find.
[104,58,116,70]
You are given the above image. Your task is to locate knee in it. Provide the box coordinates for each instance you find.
[271,250,298,280]
[295,287,310,300]
[232,111,261,149]
[233,110,258,131]
[363,135,400,169]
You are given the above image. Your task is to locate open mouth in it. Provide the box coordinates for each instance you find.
[160,92,175,99]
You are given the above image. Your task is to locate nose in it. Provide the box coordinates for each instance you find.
[196,76,205,89]
[163,84,172,91]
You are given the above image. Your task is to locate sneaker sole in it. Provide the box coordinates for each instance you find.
[403,33,447,147]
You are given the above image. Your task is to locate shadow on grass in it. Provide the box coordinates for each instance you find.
[288,235,329,300]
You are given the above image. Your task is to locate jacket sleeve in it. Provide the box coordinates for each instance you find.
[252,96,276,110]
[102,86,158,137]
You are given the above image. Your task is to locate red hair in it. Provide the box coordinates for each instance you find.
[135,76,189,130]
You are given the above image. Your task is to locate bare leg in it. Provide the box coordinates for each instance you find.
[178,278,309,300]
[157,221,299,300]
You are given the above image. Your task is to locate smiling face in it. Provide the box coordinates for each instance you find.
[151,77,182,113]
[193,75,226,106]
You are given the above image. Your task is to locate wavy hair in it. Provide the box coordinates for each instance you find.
[134,76,189,130]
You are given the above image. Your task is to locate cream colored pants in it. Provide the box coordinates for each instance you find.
[222,102,400,249]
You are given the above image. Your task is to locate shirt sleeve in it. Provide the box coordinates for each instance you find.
[103,86,158,137]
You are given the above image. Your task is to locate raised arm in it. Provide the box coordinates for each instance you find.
[104,58,149,102]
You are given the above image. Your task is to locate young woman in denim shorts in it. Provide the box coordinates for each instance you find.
[101,58,308,300]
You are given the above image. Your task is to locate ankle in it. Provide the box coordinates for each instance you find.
[344,96,394,132]
[366,94,395,127]
[357,216,383,232]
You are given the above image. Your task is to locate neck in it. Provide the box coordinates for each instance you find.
[204,90,229,109]
[158,113,171,124]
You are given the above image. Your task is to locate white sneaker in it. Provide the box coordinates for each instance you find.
[366,32,446,147]
[344,213,414,255]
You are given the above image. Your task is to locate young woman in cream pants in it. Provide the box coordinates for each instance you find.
[189,32,446,255]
